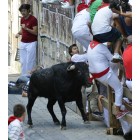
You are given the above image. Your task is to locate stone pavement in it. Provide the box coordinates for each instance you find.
[8,74,124,140]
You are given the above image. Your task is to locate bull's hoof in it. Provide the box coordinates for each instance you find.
[106,128,118,135]
[60,125,67,130]
[27,124,33,128]
[54,121,60,125]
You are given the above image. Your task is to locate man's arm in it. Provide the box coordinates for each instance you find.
[15,29,22,38]
[21,24,38,35]
[87,22,93,35]
[111,7,132,18]
[71,54,88,63]
[120,11,132,18]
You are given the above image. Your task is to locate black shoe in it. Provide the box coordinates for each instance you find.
[92,111,104,121]
[123,131,132,140]
[117,127,124,135]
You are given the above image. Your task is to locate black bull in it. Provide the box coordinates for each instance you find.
[27,62,91,129]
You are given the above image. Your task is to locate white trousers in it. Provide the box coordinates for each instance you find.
[20,41,37,76]
[97,68,123,106]
[73,31,93,50]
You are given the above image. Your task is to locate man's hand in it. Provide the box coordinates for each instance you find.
[15,33,20,38]
[21,24,28,30]
[111,8,120,15]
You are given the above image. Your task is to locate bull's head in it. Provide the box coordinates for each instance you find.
[67,62,92,87]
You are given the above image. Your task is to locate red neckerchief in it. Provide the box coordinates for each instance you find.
[89,40,100,49]
[98,2,110,10]
[8,115,22,125]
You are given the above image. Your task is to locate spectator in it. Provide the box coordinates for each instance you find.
[8,104,26,140]
[15,4,38,76]
[122,35,132,91]
[56,0,102,51]
[68,44,88,62]
[89,0,102,23]
[87,74,107,120]
[91,0,123,63]
[111,2,132,39]
[16,65,44,97]
[43,0,74,8]
[87,40,129,119]
[43,0,58,3]
[71,5,92,52]
[61,0,74,8]
[62,0,91,7]
[86,85,104,120]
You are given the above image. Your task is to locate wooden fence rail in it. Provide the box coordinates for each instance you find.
[85,79,132,135]
[100,86,132,135]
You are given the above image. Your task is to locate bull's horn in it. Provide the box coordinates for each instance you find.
[67,65,75,71]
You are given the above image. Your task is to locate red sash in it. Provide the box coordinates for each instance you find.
[88,67,109,83]
[91,67,109,78]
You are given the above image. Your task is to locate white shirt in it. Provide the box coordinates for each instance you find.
[72,9,90,34]
[8,119,25,140]
[91,6,113,35]
[71,53,88,63]
[129,0,132,6]
[87,42,113,73]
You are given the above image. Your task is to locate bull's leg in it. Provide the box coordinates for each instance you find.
[76,96,88,123]
[47,99,60,125]
[26,96,37,127]
[57,98,67,130]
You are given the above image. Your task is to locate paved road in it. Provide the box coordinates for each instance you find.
[8,74,124,140]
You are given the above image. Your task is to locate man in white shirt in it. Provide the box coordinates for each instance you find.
[91,0,123,62]
[72,6,93,51]
[68,44,88,63]
[87,40,129,119]
[8,104,26,140]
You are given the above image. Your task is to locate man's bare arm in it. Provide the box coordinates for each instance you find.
[21,24,38,35]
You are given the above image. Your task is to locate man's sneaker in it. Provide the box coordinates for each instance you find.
[112,53,122,63]
[92,111,104,121]
[123,97,132,105]
[116,109,129,119]
[61,2,74,8]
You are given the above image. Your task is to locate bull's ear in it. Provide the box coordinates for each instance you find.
[67,64,76,71]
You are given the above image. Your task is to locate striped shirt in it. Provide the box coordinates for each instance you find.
[8,119,25,140]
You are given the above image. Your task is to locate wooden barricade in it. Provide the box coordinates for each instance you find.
[101,86,132,135]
